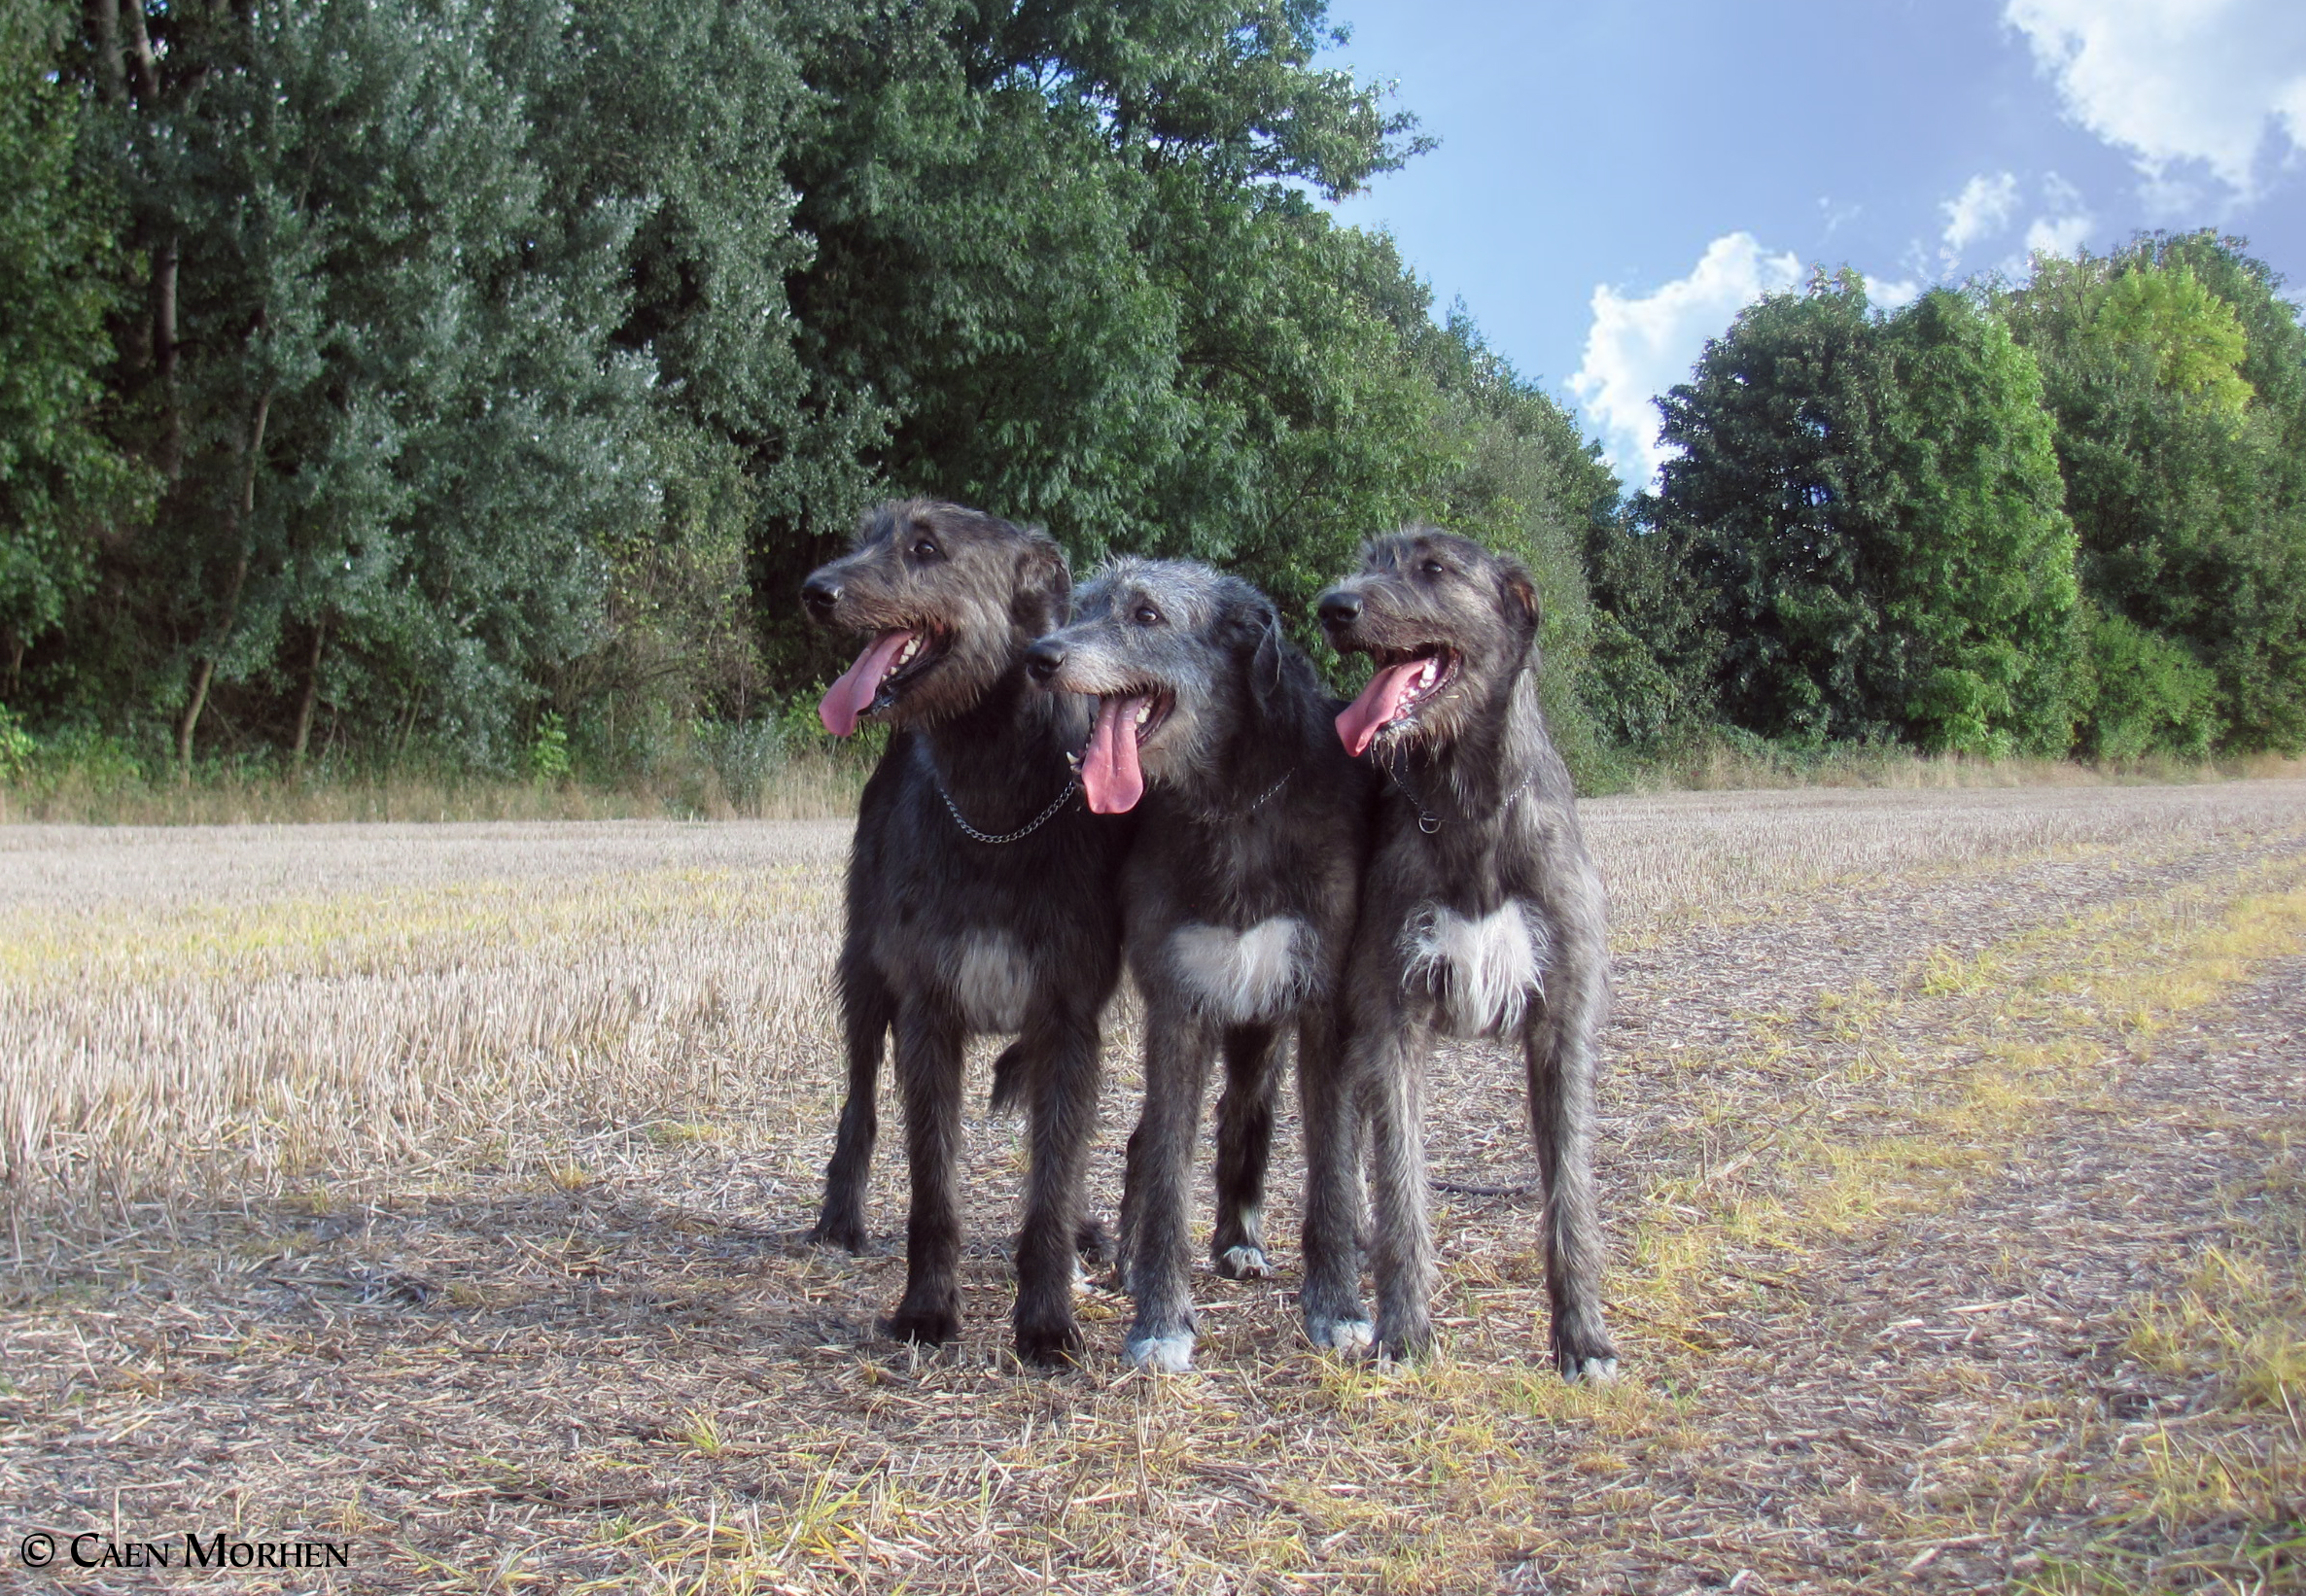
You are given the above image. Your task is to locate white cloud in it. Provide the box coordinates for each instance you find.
[1940,172,2020,264]
[1568,233,1802,488]
[2005,0,2306,207]
[1867,276,1925,311]
[2023,172,2095,258]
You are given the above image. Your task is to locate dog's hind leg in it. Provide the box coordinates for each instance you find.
[1210,1024,1281,1279]
[811,952,894,1252]
[1298,1005,1375,1355]
[993,1036,1108,1268]
[1120,1009,1220,1370]
[885,1000,967,1347]
[1526,905,1619,1382]
[1012,1002,1102,1367]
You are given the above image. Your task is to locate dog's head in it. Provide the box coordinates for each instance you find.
[1022,558,1284,815]
[1315,528,1540,757]
[802,499,1068,735]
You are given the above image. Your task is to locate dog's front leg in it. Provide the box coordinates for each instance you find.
[1123,1007,1220,1370]
[1298,1000,1374,1354]
[1525,905,1619,1382]
[811,950,893,1252]
[1012,1003,1101,1366]
[885,1000,966,1346]
[1209,1024,1282,1279]
[1362,1015,1437,1361]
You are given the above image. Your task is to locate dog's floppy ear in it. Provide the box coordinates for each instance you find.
[1501,560,1542,634]
[1237,595,1287,715]
[1011,534,1071,633]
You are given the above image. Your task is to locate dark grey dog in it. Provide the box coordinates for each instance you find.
[801,499,1131,1365]
[1310,528,1619,1380]
[1024,559,1373,1371]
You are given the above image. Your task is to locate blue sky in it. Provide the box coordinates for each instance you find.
[1315,0,2306,487]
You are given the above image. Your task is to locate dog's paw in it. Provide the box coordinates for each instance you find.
[1125,1332,1196,1373]
[1304,1314,1376,1356]
[1013,1316,1085,1369]
[1215,1244,1273,1280]
[882,1301,961,1346]
[1373,1313,1433,1364]
[1562,1354,1620,1385]
[806,1215,868,1254]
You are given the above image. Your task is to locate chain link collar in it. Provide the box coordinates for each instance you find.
[1381,751,1531,835]
[933,772,1080,845]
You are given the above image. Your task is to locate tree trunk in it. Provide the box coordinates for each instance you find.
[122,0,158,102]
[153,238,180,479]
[175,391,272,775]
[291,618,327,772]
[87,0,123,104]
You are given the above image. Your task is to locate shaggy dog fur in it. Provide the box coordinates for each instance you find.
[801,499,1131,1365]
[1025,560,1374,1371]
[1310,528,1619,1379]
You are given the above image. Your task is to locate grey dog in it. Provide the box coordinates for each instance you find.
[801,499,1131,1365]
[1025,559,1374,1371]
[1310,528,1619,1380]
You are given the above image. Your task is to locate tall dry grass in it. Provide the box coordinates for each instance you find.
[6,781,2302,1249]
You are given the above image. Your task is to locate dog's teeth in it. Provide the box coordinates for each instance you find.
[1419,659,1437,685]
[1135,701,1151,726]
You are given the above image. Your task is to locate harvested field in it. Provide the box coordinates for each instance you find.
[2,781,2302,1593]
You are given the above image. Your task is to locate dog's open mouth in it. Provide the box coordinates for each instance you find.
[819,627,949,736]
[1335,646,1459,757]
[1074,687,1172,814]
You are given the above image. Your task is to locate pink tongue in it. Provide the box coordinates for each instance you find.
[1335,659,1432,756]
[1080,694,1150,814]
[819,630,917,736]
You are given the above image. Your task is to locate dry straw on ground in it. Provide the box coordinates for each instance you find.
[3,781,2302,1593]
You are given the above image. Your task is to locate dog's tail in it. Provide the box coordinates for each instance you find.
[988,1039,1031,1113]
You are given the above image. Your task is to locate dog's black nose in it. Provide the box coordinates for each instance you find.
[1317,590,1362,629]
[801,572,841,619]
[1024,639,1066,685]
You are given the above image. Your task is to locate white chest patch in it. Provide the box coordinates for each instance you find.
[1168,917,1308,1023]
[1401,902,1547,1038]
[950,931,1033,1033]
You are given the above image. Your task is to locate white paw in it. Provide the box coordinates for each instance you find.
[1218,1245,1273,1280]
[1306,1316,1376,1355]
[1567,1355,1619,1385]
[1126,1332,1196,1373]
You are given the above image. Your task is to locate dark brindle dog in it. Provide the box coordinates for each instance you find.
[1310,528,1619,1379]
[802,499,1130,1364]
[1024,559,1373,1371]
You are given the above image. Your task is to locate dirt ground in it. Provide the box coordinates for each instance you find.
[2,785,2302,1594]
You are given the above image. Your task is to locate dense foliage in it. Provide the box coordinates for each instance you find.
[3,0,2301,787]
[3,0,1632,783]
[1597,237,2306,762]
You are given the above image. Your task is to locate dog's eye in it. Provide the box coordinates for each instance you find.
[912,538,940,560]
[1420,559,1446,578]
[1134,605,1163,626]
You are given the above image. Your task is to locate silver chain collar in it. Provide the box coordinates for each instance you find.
[1382,753,1532,835]
[934,773,1080,845]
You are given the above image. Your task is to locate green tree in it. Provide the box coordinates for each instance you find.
[1873,290,2080,756]
[65,0,661,770]
[1998,232,2306,754]
[773,0,1441,677]
[1643,272,2079,755]
[0,0,147,696]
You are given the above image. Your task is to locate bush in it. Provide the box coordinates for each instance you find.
[2084,610,2221,760]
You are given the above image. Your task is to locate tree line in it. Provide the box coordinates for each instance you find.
[3,0,2301,794]
[1,0,1616,789]
[1591,235,2306,764]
